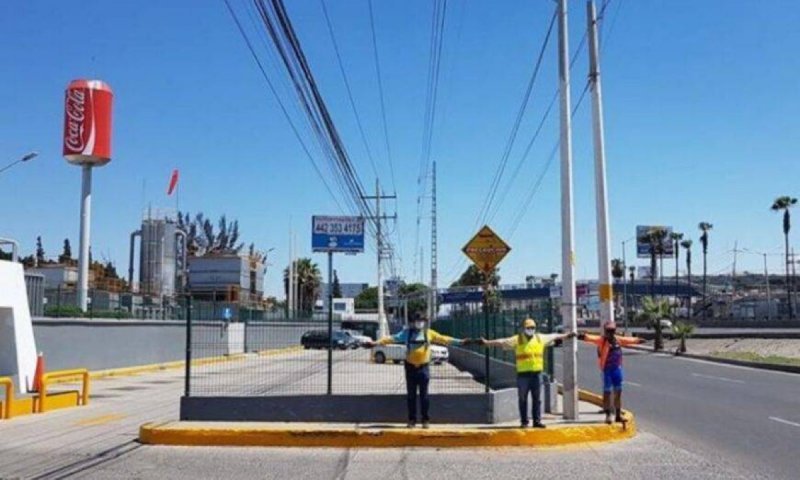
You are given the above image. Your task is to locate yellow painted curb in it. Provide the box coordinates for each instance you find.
[139,418,634,448]
[139,386,636,449]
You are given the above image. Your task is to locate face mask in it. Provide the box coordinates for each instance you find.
[413,321,425,330]
[524,328,536,337]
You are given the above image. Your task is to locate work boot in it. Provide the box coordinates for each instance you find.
[533,422,546,429]
[406,421,416,428]
[520,421,530,428]
[422,421,430,429]
[604,411,613,425]
[615,413,625,424]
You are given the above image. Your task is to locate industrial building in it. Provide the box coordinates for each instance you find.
[187,254,265,304]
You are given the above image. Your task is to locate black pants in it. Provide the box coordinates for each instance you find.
[404,363,431,422]
[517,371,542,424]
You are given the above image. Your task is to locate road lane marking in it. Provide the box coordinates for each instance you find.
[625,381,642,387]
[74,413,127,426]
[691,373,745,384]
[769,417,800,428]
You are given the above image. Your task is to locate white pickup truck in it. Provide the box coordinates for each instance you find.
[372,344,449,365]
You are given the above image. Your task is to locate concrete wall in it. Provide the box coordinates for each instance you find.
[180,389,519,424]
[31,318,321,372]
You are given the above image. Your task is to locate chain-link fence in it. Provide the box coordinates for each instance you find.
[183,301,561,398]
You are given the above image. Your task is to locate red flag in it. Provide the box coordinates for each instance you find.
[167,169,179,196]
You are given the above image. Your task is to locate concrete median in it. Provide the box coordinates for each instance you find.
[140,389,636,449]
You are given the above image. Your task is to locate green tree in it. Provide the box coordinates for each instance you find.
[35,236,45,266]
[58,238,73,264]
[636,296,671,351]
[698,222,714,320]
[672,321,696,354]
[451,264,500,287]
[611,258,625,282]
[639,227,668,298]
[283,258,321,314]
[681,239,693,316]
[771,196,797,320]
[355,286,378,310]
[332,270,343,298]
[399,282,430,319]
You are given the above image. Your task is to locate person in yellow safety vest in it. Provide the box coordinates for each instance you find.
[480,318,574,428]
[365,312,475,429]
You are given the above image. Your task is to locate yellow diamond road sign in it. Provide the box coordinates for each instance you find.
[462,225,511,274]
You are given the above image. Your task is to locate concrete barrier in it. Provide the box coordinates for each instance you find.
[32,319,318,372]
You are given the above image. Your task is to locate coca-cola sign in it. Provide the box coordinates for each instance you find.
[64,88,88,153]
[63,79,113,166]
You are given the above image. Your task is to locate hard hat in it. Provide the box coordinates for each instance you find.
[523,318,537,329]
[604,322,617,331]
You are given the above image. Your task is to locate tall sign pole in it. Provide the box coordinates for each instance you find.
[63,79,114,312]
[312,215,365,395]
[588,0,615,330]
[558,0,579,420]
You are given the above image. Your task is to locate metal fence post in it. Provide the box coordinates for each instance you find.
[184,294,193,397]
[327,251,333,396]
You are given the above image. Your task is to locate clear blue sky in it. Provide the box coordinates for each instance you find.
[2,1,799,298]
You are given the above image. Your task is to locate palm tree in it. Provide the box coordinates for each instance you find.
[637,296,671,351]
[283,258,321,314]
[672,321,695,354]
[681,239,693,316]
[639,227,668,298]
[669,232,684,315]
[698,222,713,320]
[771,196,798,320]
[611,258,625,312]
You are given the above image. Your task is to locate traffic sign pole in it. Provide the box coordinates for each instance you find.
[327,251,333,395]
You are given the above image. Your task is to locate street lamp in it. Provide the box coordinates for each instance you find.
[0,151,38,175]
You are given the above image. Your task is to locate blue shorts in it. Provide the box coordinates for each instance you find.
[603,367,624,393]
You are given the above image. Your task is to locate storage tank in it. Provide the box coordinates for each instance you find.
[138,217,178,297]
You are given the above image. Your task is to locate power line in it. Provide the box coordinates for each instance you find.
[474,8,557,227]
[367,0,397,195]
[319,0,380,181]
[222,0,347,214]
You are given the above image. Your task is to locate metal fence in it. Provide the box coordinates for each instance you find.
[183,301,560,398]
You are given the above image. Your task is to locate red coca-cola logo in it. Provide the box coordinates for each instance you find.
[64,89,88,153]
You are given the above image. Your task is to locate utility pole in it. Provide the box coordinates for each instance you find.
[558,0,579,421]
[731,241,740,314]
[363,180,396,337]
[764,253,772,321]
[288,227,294,317]
[430,160,438,320]
[587,0,615,332]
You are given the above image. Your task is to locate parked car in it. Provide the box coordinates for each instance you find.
[341,329,371,346]
[372,344,449,365]
[645,319,673,330]
[301,330,359,350]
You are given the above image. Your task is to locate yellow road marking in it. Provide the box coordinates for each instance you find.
[75,413,127,426]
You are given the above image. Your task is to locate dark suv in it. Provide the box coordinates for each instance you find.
[301,330,359,350]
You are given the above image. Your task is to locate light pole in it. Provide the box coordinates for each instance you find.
[743,248,775,321]
[0,151,38,175]
[621,236,635,327]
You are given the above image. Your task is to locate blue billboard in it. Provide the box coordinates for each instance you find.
[312,216,365,253]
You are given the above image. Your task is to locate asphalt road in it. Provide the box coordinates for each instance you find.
[557,343,800,480]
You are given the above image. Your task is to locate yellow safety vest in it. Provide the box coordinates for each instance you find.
[515,334,545,373]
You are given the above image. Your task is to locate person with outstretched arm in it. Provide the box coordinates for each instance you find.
[364,312,475,429]
[578,322,645,424]
[480,318,574,428]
